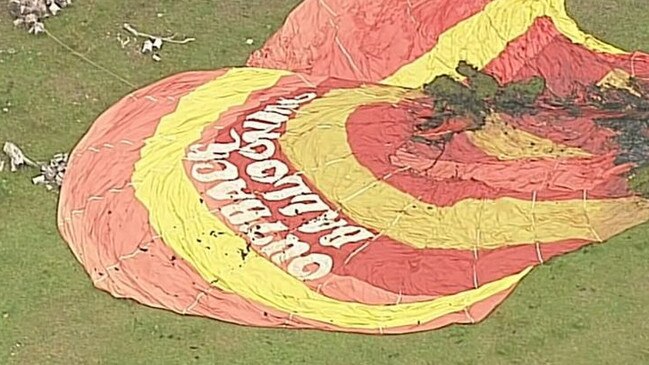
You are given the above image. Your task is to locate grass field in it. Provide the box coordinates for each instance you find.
[1,1,649,364]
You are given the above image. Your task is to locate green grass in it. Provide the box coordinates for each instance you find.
[1,1,649,364]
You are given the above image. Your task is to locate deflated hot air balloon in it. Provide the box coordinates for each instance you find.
[58,0,649,334]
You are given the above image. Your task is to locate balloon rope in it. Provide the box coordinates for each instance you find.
[45,29,136,88]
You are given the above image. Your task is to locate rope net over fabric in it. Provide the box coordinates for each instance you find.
[59,0,649,334]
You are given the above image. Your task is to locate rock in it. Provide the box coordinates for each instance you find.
[32,151,68,190]
[23,13,38,23]
[29,21,45,34]
[152,37,163,50]
[3,142,38,171]
[141,39,153,53]
[48,1,60,15]
[32,175,45,184]
[7,0,73,33]
[123,23,194,62]
[2,141,68,191]
[7,0,20,17]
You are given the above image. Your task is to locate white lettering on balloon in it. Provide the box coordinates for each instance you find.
[188,92,373,281]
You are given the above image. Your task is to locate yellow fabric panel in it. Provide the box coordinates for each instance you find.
[467,114,591,160]
[279,85,649,250]
[545,0,625,55]
[382,0,626,88]
[132,68,527,330]
[596,69,642,97]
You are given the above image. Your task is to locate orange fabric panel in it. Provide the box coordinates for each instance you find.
[248,0,492,81]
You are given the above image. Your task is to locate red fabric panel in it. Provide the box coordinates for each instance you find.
[484,17,649,97]
[247,0,492,81]
[346,102,633,207]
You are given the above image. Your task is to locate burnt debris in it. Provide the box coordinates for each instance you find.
[419,62,649,197]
